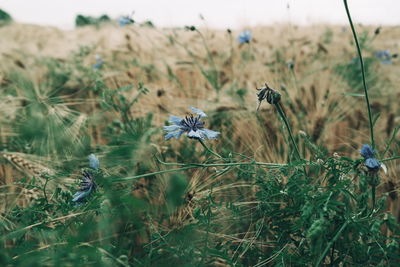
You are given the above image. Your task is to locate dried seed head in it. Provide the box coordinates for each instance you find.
[256,83,281,110]
[185,25,196,31]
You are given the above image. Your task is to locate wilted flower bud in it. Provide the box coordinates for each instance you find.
[185,25,196,31]
[256,83,281,110]
[287,60,295,70]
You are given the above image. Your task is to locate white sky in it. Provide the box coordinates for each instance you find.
[2,0,399,29]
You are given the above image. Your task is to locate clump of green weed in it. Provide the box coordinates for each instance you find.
[0,9,12,26]
[75,14,111,28]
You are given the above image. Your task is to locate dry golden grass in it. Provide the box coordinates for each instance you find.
[1,22,400,219]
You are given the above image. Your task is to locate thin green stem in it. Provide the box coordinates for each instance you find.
[330,241,335,267]
[157,158,286,168]
[343,0,375,149]
[1,211,88,241]
[113,166,194,182]
[196,29,221,100]
[290,68,300,93]
[114,161,288,182]
[43,176,49,205]
[381,155,400,162]
[275,102,302,160]
[382,126,400,158]
[371,184,376,214]
[196,30,218,73]
[315,221,349,267]
[198,138,223,159]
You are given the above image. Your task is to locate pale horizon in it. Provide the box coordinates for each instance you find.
[2,0,399,30]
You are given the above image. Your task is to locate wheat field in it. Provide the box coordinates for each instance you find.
[1,19,400,265]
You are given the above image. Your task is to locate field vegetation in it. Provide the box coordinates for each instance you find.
[0,3,400,266]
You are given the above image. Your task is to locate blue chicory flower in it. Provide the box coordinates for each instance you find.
[360,144,375,159]
[72,154,99,203]
[237,30,252,44]
[92,54,104,70]
[164,107,220,140]
[72,170,97,202]
[360,144,381,170]
[365,158,381,170]
[374,50,392,64]
[118,16,134,27]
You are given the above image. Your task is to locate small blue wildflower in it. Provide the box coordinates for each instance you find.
[88,153,100,170]
[164,107,220,140]
[72,170,97,202]
[237,30,252,44]
[360,144,381,171]
[118,16,134,27]
[92,54,104,70]
[360,144,375,159]
[374,50,392,64]
[72,154,100,203]
[365,158,381,170]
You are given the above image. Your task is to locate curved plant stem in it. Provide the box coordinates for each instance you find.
[275,102,302,160]
[198,138,223,159]
[43,176,49,204]
[156,157,287,168]
[115,161,288,182]
[343,0,375,149]
[113,166,195,182]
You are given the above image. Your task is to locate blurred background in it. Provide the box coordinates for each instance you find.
[2,0,400,29]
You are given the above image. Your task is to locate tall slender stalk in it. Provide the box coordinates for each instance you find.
[344,0,379,218]
[315,221,349,267]
[275,102,302,160]
[343,0,375,149]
